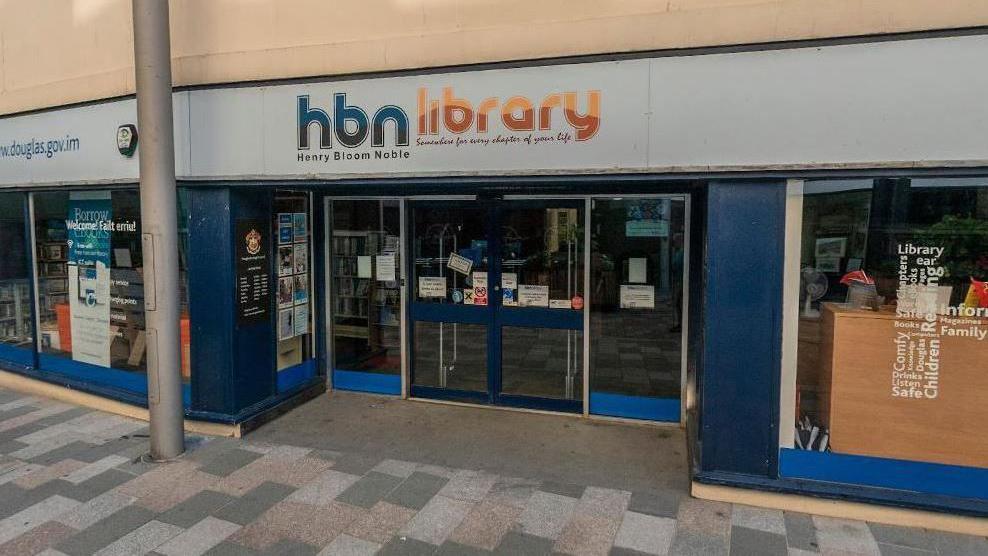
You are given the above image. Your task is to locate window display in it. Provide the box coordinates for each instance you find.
[274,191,313,372]
[0,193,32,349]
[791,177,988,469]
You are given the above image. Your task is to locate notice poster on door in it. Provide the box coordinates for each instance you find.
[419,276,447,297]
[620,284,655,309]
[376,255,396,282]
[625,200,669,238]
[472,272,488,306]
[66,192,112,367]
[519,284,549,307]
[502,273,518,306]
[446,252,473,276]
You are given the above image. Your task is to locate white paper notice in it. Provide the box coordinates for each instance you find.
[549,299,572,309]
[376,255,396,282]
[472,272,489,306]
[446,252,473,276]
[357,256,372,278]
[519,285,549,307]
[629,258,647,284]
[419,276,447,297]
[620,284,655,309]
[502,273,518,306]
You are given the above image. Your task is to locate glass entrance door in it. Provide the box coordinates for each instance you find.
[409,199,584,411]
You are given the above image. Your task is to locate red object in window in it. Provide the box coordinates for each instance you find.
[840,269,874,286]
[55,303,72,352]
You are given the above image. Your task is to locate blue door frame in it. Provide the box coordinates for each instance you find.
[408,199,584,413]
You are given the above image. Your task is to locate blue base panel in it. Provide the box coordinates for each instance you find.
[333,369,401,395]
[0,343,34,367]
[589,392,680,422]
[278,359,318,393]
[780,448,988,501]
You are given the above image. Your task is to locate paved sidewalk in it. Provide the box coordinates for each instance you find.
[0,388,986,555]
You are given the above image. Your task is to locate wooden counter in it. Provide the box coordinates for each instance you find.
[821,302,988,468]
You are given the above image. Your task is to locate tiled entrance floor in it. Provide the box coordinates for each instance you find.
[0,387,986,555]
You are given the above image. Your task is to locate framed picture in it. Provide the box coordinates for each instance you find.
[278,308,295,340]
[816,257,841,273]
[293,213,307,242]
[293,274,308,305]
[278,246,294,276]
[815,237,847,258]
[277,276,294,308]
[293,244,308,274]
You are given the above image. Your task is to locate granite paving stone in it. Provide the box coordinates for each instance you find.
[0,520,76,556]
[54,490,137,530]
[214,453,331,496]
[667,529,729,556]
[155,516,242,556]
[12,458,87,489]
[92,519,183,556]
[437,469,497,502]
[930,530,988,556]
[675,497,731,537]
[730,504,786,536]
[575,486,631,520]
[782,512,818,552]
[157,490,240,528]
[330,453,385,477]
[0,495,80,545]
[626,490,682,519]
[493,530,555,555]
[68,468,137,501]
[212,481,297,526]
[335,471,405,509]
[866,523,938,553]
[484,477,541,509]
[371,458,420,478]
[344,501,417,544]
[258,538,320,555]
[813,516,881,555]
[199,448,265,477]
[55,505,157,556]
[877,543,936,556]
[318,533,382,556]
[553,512,621,556]
[447,500,522,551]
[537,480,586,500]
[62,455,129,484]
[236,500,365,550]
[378,536,441,556]
[437,540,491,555]
[515,491,578,540]
[135,467,220,512]
[203,540,261,556]
[288,469,362,507]
[728,525,788,556]
[399,494,474,545]
[384,471,448,510]
[612,511,676,556]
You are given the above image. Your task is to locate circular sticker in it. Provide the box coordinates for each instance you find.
[571,295,585,310]
[451,289,464,303]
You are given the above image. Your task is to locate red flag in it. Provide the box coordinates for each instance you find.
[840,270,874,286]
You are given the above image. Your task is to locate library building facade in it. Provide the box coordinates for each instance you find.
[2,32,988,518]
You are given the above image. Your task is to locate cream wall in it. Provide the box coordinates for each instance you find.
[2,0,987,116]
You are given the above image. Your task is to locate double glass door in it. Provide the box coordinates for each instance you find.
[409,199,584,411]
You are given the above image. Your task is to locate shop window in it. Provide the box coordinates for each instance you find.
[0,193,32,350]
[274,191,315,386]
[330,200,401,381]
[30,190,193,391]
[588,197,687,421]
[789,177,988,486]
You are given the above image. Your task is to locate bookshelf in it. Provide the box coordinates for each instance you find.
[332,230,400,357]
[0,280,32,346]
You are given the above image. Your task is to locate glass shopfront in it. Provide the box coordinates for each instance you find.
[784,176,988,499]
[0,193,32,363]
[274,190,316,392]
[323,194,690,421]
